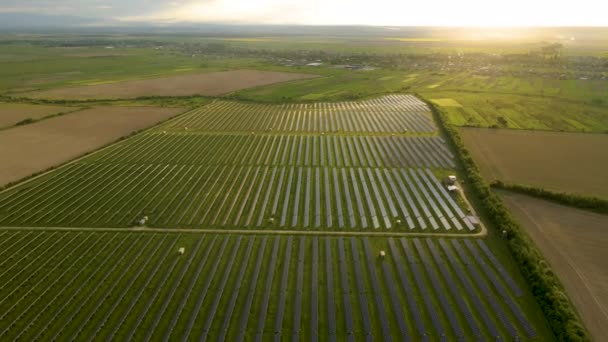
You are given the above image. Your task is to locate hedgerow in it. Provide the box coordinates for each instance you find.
[423,96,590,342]
[491,181,608,215]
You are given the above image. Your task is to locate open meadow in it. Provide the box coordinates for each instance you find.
[500,191,608,341]
[0,106,184,187]
[426,90,608,133]
[461,127,608,199]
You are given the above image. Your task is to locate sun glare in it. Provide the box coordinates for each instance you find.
[148,0,607,26]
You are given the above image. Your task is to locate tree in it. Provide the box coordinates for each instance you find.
[497,116,508,127]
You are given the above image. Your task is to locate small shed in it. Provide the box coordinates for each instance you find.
[447,185,459,192]
[178,247,185,255]
[379,250,386,258]
[445,175,457,185]
[466,215,481,226]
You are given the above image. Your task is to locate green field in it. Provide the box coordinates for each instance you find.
[236,71,608,133]
[0,230,551,341]
[0,44,271,93]
[1,29,602,341]
[1,37,606,134]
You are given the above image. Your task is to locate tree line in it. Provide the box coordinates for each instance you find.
[424,97,590,341]
[491,181,608,215]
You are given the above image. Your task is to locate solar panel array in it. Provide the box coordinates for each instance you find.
[90,133,454,168]
[0,95,473,232]
[0,231,537,341]
[0,166,475,231]
[167,95,435,134]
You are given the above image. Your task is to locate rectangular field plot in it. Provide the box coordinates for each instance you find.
[0,231,547,341]
[0,166,474,231]
[165,95,436,134]
[88,132,454,168]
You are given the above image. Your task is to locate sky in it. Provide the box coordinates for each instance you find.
[0,0,607,26]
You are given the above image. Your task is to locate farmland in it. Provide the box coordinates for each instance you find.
[0,95,477,232]
[0,230,549,341]
[500,191,608,340]
[425,90,608,133]
[25,70,318,100]
[0,106,185,187]
[0,27,603,342]
[461,127,608,199]
[0,103,79,129]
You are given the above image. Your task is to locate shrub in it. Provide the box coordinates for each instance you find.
[16,118,35,126]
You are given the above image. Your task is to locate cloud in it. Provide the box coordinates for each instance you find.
[1,0,607,26]
[0,0,178,17]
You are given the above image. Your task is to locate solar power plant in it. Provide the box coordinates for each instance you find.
[0,95,551,340]
[0,232,539,341]
[0,96,471,232]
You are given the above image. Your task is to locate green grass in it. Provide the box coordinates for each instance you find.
[0,43,301,94]
[0,230,553,340]
[2,40,606,133]
[231,69,608,133]
[231,69,415,102]
[423,90,608,132]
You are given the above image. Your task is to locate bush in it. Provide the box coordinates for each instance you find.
[422,96,590,342]
[16,118,35,126]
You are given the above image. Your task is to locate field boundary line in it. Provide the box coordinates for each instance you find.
[507,197,608,321]
[0,106,195,195]
[0,226,487,238]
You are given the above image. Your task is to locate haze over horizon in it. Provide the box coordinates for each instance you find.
[0,0,607,27]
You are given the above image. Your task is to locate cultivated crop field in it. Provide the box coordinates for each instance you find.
[25,70,318,100]
[0,95,475,232]
[461,127,608,199]
[0,102,78,129]
[0,106,184,187]
[500,191,608,340]
[0,230,545,341]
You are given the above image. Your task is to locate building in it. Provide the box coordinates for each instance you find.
[466,216,481,227]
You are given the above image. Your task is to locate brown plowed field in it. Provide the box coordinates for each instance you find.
[0,106,183,186]
[0,103,78,128]
[461,127,608,198]
[25,70,318,100]
[500,191,608,341]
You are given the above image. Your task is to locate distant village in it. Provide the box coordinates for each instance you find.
[37,37,608,81]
